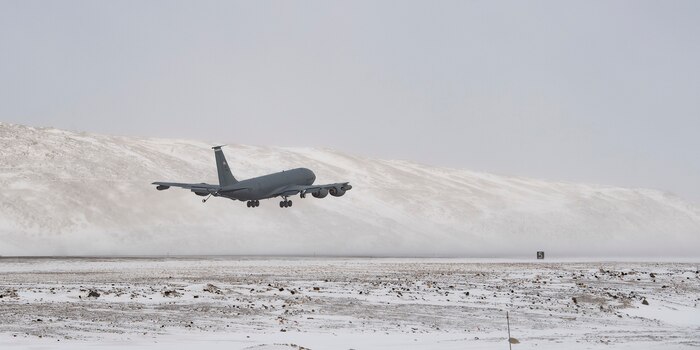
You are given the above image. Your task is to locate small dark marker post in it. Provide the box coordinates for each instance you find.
[507,311,512,350]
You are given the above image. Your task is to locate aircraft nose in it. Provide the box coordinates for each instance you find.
[306,168,316,183]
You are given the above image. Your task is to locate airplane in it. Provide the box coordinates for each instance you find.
[152,145,352,208]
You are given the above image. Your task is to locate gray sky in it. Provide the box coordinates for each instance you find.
[1,0,699,202]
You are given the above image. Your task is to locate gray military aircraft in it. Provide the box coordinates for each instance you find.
[152,146,352,208]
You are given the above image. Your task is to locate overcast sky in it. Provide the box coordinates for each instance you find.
[1,0,699,202]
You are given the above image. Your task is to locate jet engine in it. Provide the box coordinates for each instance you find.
[193,191,209,196]
[312,188,329,198]
[329,187,346,197]
[156,185,170,191]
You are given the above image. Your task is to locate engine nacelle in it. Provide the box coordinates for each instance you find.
[193,191,209,196]
[312,188,328,198]
[329,187,346,197]
[342,184,352,191]
[156,185,170,191]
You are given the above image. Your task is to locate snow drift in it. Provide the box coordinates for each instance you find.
[1,122,698,257]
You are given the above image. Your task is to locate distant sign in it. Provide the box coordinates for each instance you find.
[537,251,545,259]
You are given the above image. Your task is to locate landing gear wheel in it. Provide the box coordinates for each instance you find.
[255,200,260,207]
[247,201,251,208]
[288,200,292,207]
[280,201,285,208]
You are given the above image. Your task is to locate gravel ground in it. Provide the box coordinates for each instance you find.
[0,257,698,349]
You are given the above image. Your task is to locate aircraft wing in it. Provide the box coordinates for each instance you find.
[272,182,352,197]
[151,182,220,194]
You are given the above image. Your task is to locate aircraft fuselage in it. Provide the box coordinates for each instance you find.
[220,167,316,201]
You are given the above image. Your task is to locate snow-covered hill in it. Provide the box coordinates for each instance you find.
[1,122,698,257]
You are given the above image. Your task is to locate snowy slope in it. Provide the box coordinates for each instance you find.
[0,122,698,256]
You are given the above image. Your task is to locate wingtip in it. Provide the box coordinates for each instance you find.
[212,144,226,150]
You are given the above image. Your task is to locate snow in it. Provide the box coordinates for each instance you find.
[1,122,699,257]
[0,257,698,349]
[626,298,700,327]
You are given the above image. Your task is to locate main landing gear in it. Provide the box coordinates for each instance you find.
[279,199,293,208]
[246,200,260,208]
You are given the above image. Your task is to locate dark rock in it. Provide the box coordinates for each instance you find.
[203,284,222,294]
[162,290,182,298]
[0,289,19,299]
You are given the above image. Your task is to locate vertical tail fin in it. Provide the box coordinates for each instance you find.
[212,145,238,186]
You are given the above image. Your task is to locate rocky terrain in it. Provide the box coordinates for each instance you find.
[0,257,699,349]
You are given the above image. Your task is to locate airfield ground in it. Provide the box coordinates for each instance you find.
[0,257,698,349]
